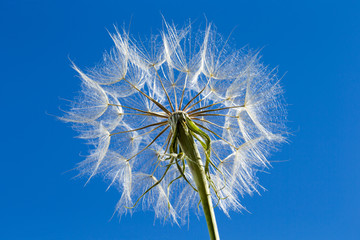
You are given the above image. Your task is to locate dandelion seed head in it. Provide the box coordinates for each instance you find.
[62,19,287,224]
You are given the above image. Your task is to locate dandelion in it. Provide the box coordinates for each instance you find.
[62,20,287,240]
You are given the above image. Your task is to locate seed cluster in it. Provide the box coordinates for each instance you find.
[62,21,287,224]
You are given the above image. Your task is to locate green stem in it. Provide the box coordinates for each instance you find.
[176,119,220,240]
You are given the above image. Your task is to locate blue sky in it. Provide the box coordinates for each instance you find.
[1,0,359,239]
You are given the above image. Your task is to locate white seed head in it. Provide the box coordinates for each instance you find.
[62,20,287,224]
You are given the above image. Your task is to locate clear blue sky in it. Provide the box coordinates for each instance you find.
[1,0,359,239]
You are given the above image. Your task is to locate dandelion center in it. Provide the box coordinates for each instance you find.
[168,111,188,130]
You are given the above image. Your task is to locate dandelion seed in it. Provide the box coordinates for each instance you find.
[62,20,287,240]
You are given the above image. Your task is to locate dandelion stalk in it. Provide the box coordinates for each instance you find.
[170,112,220,240]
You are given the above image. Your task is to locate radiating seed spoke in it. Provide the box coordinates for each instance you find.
[122,77,171,115]
[109,103,168,118]
[134,123,168,138]
[162,131,173,157]
[126,158,174,209]
[110,121,167,136]
[172,81,178,111]
[182,76,212,111]
[119,112,168,118]
[191,118,226,129]
[189,105,244,116]
[178,73,188,110]
[126,126,169,162]
[186,98,228,114]
[192,113,238,118]
[153,66,175,112]
[107,57,170,115]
